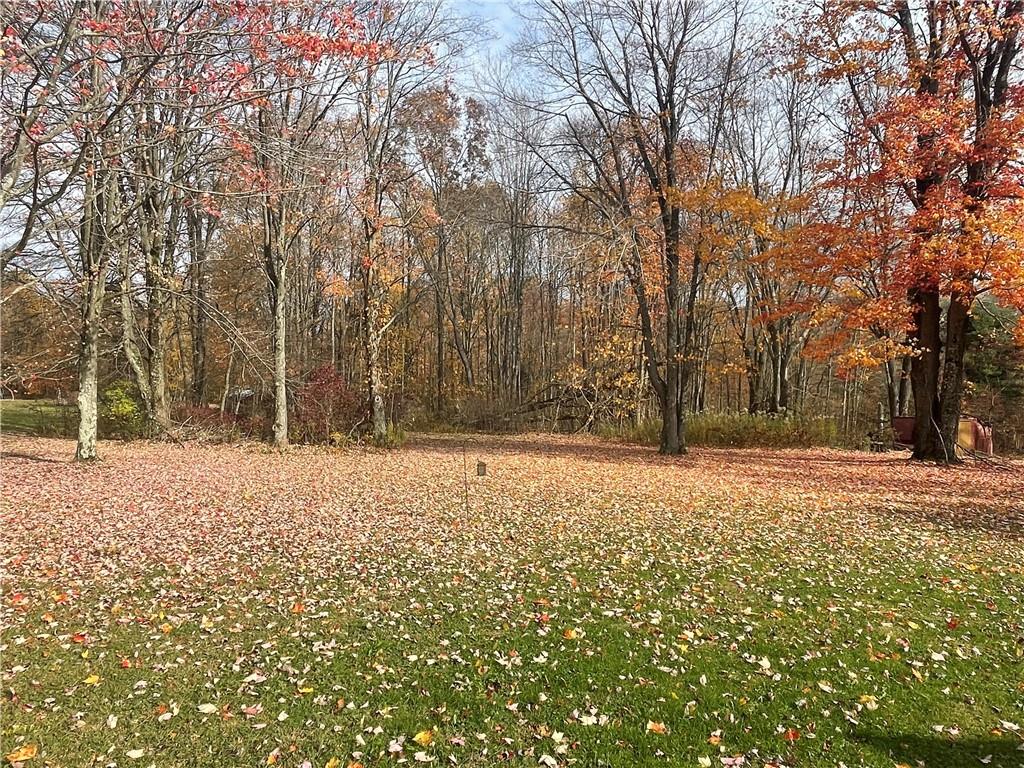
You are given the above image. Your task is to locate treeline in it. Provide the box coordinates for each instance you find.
[2,0,1023,459]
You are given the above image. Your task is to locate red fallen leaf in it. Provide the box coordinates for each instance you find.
[10,592,27,605]
[71,632,88,644]
[290,601,305,614]
[947,617,959,629]
[120,657,132,668]
[243,704,263,717]
[782,728,801,742]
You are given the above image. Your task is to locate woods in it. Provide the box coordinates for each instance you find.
[3,0,1023,460]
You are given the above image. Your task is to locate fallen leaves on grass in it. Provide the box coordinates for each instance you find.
[1,435,1022,767]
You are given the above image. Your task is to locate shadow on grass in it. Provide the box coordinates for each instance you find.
[854,728,1024,768]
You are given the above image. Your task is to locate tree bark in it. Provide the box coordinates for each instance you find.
[271,274,288,448]
[75,123,109,461]
[660,214,683,455]
[909,287,943,460]
[897,354,912,416]
[263,198,288,449]
[76,272,105,461]
[938,294,971,461]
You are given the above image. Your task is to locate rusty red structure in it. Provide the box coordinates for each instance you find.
[892,416,994,455]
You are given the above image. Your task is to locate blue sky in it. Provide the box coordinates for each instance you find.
[454,0,522,48]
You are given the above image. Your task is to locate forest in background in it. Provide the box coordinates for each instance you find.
[2,0,1024,459]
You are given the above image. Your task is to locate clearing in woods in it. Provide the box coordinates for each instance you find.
[1,435,1023,767]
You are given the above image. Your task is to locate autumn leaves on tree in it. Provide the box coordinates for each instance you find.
[2,0,1023,461]
[795,0,1024,460]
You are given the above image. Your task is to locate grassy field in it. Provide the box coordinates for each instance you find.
[2,435,1023,767]
[0,399,76,437]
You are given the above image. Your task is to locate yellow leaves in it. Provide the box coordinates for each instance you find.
[859,695,880,711]
[562,628,578,640]
[646,720,668,734]
[413,729,434,747]
[4,744,38,763]
[324,759,341,768]
[82,673,100,686]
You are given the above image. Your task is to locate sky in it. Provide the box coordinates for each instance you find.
[453,0,522,50]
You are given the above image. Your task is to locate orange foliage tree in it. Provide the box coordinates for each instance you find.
[796,0,1024,460]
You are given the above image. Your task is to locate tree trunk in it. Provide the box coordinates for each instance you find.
[660,216,683,455]
[189,213,208,406]
[362,224,388,444]
[884,357,898,425]
[264,199,288,449]
[435,263,444,411]
[897,354,912,416]
[938,295,970,461]
[76,274,105,461]
[146,283,171,430]
[909,287,944,460]
[367,326,387,442]
[119,258,153,416]
[76,128,109,461]
[271,277,288,448]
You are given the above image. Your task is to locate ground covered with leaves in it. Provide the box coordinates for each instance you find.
[2,435,1023,768]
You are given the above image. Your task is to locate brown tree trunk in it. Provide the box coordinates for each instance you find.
[146,276,171,430]
[897,354,912,416]
[909,287,943,460]
[938,294,971,461]
[884,357,898,425]
[660,214,683,455]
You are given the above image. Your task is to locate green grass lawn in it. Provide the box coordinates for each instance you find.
[0,399,77,437]
[2,435,1022,767]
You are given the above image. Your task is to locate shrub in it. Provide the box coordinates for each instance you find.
[291,365,365,445]
[374,422,406,449]
[100,380,146,439]
[173,404,267,443]
[602,412,839,449]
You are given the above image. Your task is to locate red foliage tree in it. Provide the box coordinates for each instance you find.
[796,0,1024,460]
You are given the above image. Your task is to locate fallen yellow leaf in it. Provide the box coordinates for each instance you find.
[83,673,100,685]
[646,720,668,734]
[5,744,38,762]
[413,729,434,747]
